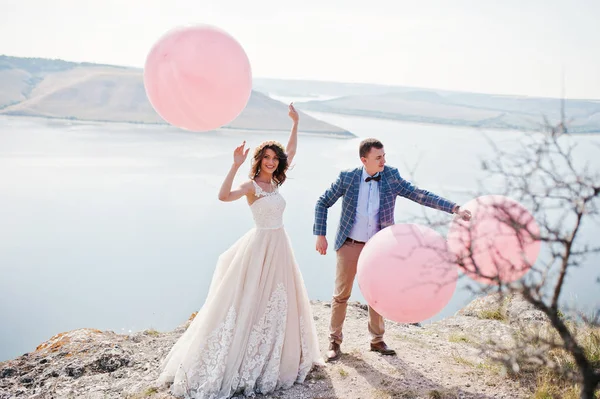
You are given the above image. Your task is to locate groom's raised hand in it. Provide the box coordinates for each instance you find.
[316,235,328,255]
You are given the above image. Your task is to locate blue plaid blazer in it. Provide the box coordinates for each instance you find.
[313,166,457,251]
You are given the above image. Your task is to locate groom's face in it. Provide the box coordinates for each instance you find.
[361,147,386,175]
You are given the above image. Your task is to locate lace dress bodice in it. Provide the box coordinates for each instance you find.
[251,180,286,230]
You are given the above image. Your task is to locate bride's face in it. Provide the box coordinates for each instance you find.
[261,148,280,174]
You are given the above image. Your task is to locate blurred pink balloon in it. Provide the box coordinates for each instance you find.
[143,25,252,132]
[447,195,541,285]
[357,224,458,324]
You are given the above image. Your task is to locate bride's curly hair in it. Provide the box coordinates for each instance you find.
[249,140,289,186]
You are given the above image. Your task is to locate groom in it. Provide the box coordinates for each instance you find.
[314,138,471,362]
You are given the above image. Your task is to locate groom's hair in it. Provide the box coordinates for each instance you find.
[359,138,384,158]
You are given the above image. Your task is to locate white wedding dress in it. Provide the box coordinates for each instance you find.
[157,180,323,398]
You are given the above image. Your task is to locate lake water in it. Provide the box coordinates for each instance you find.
[0,112,598,362]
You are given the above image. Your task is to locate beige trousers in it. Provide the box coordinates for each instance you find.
[329,240,385,345]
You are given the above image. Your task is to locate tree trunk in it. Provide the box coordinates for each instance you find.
[580,370,599,399]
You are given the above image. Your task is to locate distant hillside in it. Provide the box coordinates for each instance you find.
[0,56,354,137]
[253,78,600,133]
[253,78,410,98]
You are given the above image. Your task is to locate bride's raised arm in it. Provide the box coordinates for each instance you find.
[218,141,253,202]
[285,103,299,165]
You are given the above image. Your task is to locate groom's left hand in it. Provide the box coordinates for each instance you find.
[456,207,472,221]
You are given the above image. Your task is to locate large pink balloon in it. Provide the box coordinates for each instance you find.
[357,224,458,324]
[143,25,252,132]
[447,195,541,285]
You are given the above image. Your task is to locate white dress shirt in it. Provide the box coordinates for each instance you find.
[348,167,380,242]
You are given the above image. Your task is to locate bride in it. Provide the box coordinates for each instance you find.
[157,103,323,398]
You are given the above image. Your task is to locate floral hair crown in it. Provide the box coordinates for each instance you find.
[253,140,286,157]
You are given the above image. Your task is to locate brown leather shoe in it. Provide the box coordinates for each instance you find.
[325,342,342,362]
[370,341,396,356]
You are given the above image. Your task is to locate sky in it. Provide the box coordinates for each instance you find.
[1,0,599,99]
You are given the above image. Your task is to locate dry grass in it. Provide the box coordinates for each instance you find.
[371,387,419,399]
[337,367,349,378]
[475,360,504,375]
[448,334,471,344]
[394,333,429,348]
[451,353,476,367]
[144,329,160,337]
[478,308,507,322]
[125,387,160,398]
[508,326,600,398]
[427,388,461,398]
[582,329,600,368]
[530,371,585,399]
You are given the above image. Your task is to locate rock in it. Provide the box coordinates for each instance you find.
[504,295,548,323]
[65,363,85,378]
[350,302,368,311]
[0,296,557,398]
[19,376,33,385]
[456,294,507,318]
[456,293,547,325]
[130,333,145,343]
[88,351,131,373]
[0,368,16,379]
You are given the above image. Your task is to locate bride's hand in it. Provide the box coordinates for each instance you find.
[288,103,299,124]
[233,141,249,167]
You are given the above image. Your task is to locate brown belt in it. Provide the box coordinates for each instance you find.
[346,237,366,245]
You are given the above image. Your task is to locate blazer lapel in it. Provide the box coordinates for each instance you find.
[379,167,390,196]
[378,167,391,226]
[348,167,362,211]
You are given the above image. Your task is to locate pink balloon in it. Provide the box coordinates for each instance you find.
[357,224,458,324]
[143,25,252,132]
[447,195,541,285]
